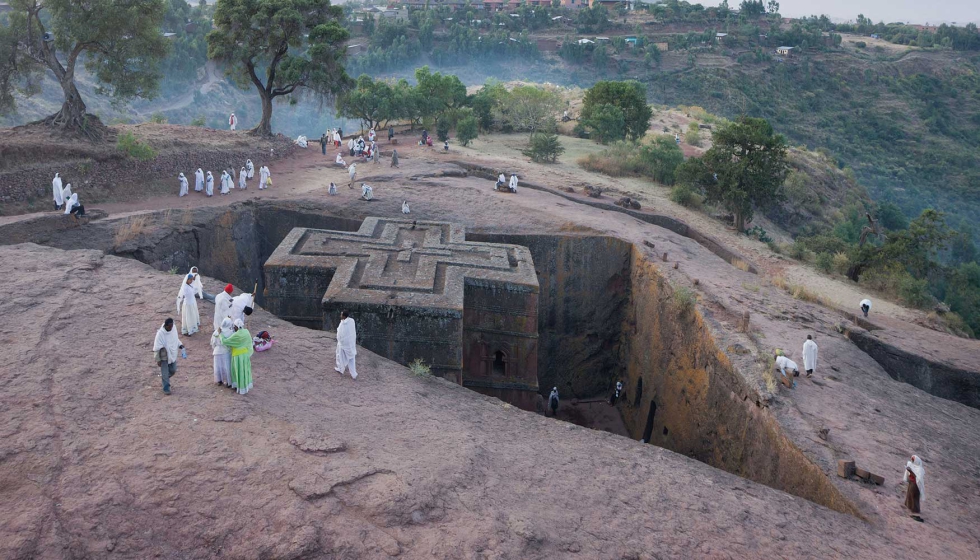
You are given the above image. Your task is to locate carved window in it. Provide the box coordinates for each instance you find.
[492,350,506,376]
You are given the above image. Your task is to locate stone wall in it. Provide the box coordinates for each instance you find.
[617,250,860,515]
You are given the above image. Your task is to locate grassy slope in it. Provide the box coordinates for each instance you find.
[642,48,980,234]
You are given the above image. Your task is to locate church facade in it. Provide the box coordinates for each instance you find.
[263,217,541,409]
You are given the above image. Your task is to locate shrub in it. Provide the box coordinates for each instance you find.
[815,252,834,273]
[669,183,703,209]
[522,132,565,163]
[673,286,697,314]
[746,225,773,243]
[787,240,811,261]
[116,132,156,161]
[580,137,683,184]
[436,119,451,142]
[456,115,478,147]
[408,358,432,377]
[684,127,702,146]
[832,252,850,275]
[732,259,750,272]
[149,112,167,124]
[899,275,933,308]
[856,41,867,48]
[191,115,206,127]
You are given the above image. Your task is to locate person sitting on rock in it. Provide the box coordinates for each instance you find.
[360,184,374,201]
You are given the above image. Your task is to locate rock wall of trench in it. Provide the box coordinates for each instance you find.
[618,250,859,515]
[469,233,632,397]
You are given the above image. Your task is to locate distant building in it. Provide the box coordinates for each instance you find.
[776,46,795,55]
[0,2,12,14]
[561,0,587,8]
[654,41,669,52]
[716,32,728,38]
[589,0,629,8]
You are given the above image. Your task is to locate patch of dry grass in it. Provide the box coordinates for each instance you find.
[113,215,150,248]
[771,275,831,306]
[732,258,750,272]
[761,353,778,393]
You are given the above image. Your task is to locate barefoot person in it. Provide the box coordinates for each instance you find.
[802,335,818,378]
[152,318,184,396]
[176,274,201,335]
[335,311,358,379]
[221,319,253,395]
[903,455,925,517]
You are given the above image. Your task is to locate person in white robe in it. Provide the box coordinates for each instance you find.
[347,138,355,155]
[63,193,79,215]
[257,165,268,190]
[860,298,872,318]
[152,318,184,395]
[205,171,215,197]
[802,335,818,378]
[368,128,376,142]
[184,267,204,299]
[213,284,235,331]
[219,171,231,195]
[262,166,272,189]
[774,354,799,388]
[53,173,64,209]
[402,201,410,214]
[335,311,358,379]
[61,183,73,203]
[229,112,238,131]
[361,184,373,201]
[246,159,255,179]
[496,173,506,189]
[336,153,347,167]
[548,387,559,417]
[195,168,204,192]
[903,454,925,515]
[333,130,341,147]
[211,317,234,387]
[230,292,254,325]
[328,182,337,195]
[348,163,356,187]
[178,173,189,197]
[176,274,201,335]
[239,167,247,189]
[509,174,518,193]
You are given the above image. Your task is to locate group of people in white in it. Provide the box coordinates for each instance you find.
[178,159,271,197]
[51,173,84,217]
[161,265,361,396]
[495,172,519,193]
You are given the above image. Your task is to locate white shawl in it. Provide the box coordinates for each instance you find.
[904,455,926,500]
[153,323,182,364]
[63,193,78,215]
[53,174,64,205]
[337,317,357,356]
[802,339,818,371]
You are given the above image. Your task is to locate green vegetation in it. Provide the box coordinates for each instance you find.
[207,0,351,135]
[456,115,478,146]
[408,358,432,378]
[2,0,168,136]
[117,131,156,161]
[522,132,565,163]
[579,136,684,184]
[677,117,789,231]
[581,81,653,141]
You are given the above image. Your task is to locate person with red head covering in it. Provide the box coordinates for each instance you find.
[213,284,234,331]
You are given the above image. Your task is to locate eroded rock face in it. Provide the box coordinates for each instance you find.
[0,243,920,559]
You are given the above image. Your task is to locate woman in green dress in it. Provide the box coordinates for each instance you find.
[222,318,253,395]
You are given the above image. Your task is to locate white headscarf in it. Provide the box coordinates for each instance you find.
[61,183,73,202]
[233,318,245,329]
[53,173,64,205]
[153,322,181,363]
[188,267,203,298]
[904,455,925,500]
[63,193,78,214]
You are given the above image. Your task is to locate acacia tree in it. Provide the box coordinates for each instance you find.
[208,0,351,136]
[680,117,788,231]
[5,0,168,138]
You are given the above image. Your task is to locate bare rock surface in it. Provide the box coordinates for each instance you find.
[0,243,928,559]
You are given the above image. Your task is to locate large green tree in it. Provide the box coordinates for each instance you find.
[580,80,652,141]
[413,66,466,125]
[207,0,351,136]
[682,117,789,231]
[4,0,168,137]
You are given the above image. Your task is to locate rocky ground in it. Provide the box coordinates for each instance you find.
[1,131,979,558]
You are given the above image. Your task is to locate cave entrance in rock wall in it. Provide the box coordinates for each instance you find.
[642,401,657,443]
[492,351,506,376]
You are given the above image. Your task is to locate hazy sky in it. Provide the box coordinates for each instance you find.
[710,1,980,25]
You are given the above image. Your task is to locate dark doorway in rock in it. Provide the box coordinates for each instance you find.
[642,400,657,442]
[634,378,643,406]
[492,351,506,376]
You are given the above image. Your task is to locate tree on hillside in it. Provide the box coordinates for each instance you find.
[501,85,563,133]
[413,66,466,125]
[208,0,351,136]
[680,117,789,232]
[3,0,168,138]
[336,75,396,131]
[580,81,652,141]
[584,103,625,144]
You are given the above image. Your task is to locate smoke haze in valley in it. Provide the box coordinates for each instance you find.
[708,1,980,25]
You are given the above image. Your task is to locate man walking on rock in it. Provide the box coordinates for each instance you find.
[335,311,358,379]
[153,318,185,396]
